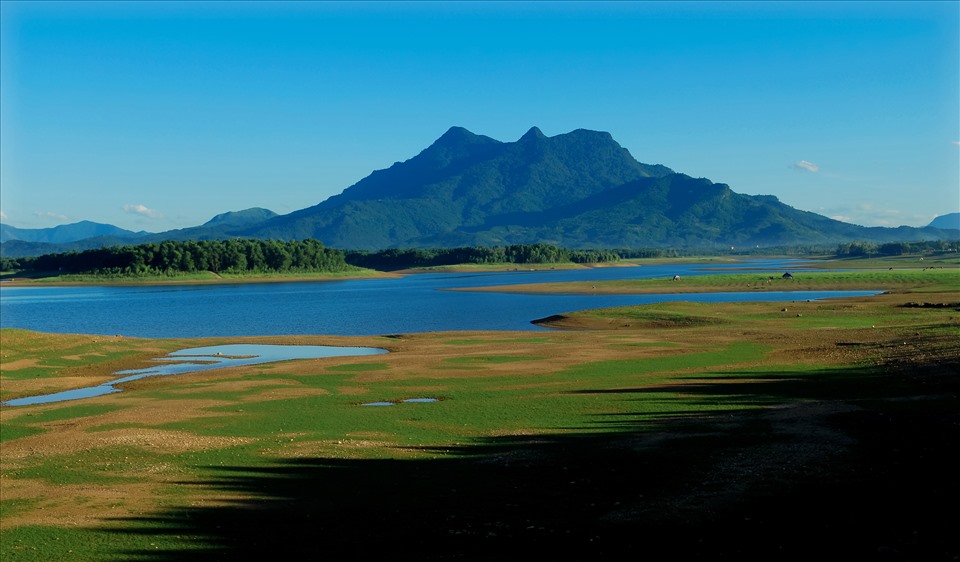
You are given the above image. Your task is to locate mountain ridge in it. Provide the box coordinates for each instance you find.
[2,127,957,258]
[234,127,952,249]
[0,220,148,244]
[237,127,677,248]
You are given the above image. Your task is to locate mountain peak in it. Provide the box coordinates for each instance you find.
[519,126,547,141]
[928,212,960,230]
[425,126,501,153]
[564,128,614,142]
[436,126,479,144]
[202,208,278,228]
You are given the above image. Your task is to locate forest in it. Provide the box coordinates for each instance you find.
[343,244,620,270]
[3,239,349,276]
[1,239,955,276]
[1,240,620,275]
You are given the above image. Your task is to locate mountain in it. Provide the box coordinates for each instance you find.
[0,236,144,259]
[3,129,957,258]
[239,127,675,248]
[237,127,955,249]
[0,221,147,244]
[928,213,960,231]
[133,207,280,243]
[1,209,276,258]
[202,208,278,229]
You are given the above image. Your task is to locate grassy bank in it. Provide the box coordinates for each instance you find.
[462,267,960,295]
[2,279,958,559]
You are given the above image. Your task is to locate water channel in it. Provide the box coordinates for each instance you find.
[3,344,388,407]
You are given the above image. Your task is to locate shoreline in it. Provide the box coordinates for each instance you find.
[0,261,637,286]
[0,269,402,287]
[2,254,955,289]
[451,267,959,295]
[0,256,802,286]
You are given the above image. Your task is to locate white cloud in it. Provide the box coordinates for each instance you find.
[848,203,902,226]
[34,211,70,221]
[820,202,939,228]
[792,160,820,173]
[0,211,7,221]
[122,204,162,218]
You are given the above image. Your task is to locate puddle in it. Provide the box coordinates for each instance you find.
[3,344,388,407]
[361,398,440,406]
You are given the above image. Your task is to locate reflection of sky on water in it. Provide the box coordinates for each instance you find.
[360,398,440,406]
[3,344,387,407]
[0,260,877,338]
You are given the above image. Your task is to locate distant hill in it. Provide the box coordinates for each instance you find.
[237,127,955,249]
[1,209,276,258]
[0,236,146,259]
[928,213,960,231]
[133,207,280,244]
[0,221,147,244]
[202,208,278,229]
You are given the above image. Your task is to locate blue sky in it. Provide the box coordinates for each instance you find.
[1,1,957,233]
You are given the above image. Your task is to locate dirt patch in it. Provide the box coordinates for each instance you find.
[0,358,41,371]
[1,429,252,462]
[0,479,165,529]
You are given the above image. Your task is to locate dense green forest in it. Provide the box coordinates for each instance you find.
[1,239,955,276]
[343,245,620,270]
[0,240,620,275]
[2,239,351,276]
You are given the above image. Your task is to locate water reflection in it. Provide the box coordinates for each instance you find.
[3,344,387,407]
[360,398,439,407]
[1,260,877,338]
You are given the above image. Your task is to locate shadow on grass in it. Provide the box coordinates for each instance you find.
[107,359,959,561]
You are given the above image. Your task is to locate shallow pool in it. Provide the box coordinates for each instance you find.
[3,344,388,407]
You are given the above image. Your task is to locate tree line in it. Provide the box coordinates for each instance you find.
[2,239,956,275]
[343,244,620,270]
[3,239,350,276]
[1,241,622,275]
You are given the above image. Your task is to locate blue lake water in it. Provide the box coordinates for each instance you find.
[0,260,875,338]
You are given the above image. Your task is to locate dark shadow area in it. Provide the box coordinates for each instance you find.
[105,356,960,561]
[0,270,60,281]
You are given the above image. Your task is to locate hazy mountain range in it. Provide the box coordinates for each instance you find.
[2,127,957,258]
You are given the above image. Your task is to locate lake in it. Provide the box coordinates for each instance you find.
[0,260,876,337]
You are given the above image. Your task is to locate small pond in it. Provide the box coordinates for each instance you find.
[360,398,440,406]
[3,344,388,407]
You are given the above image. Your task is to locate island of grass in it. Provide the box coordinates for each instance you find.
[458,267,960,295]
[1,262,958,560]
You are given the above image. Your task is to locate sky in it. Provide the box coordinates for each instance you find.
[1,1,958,233]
